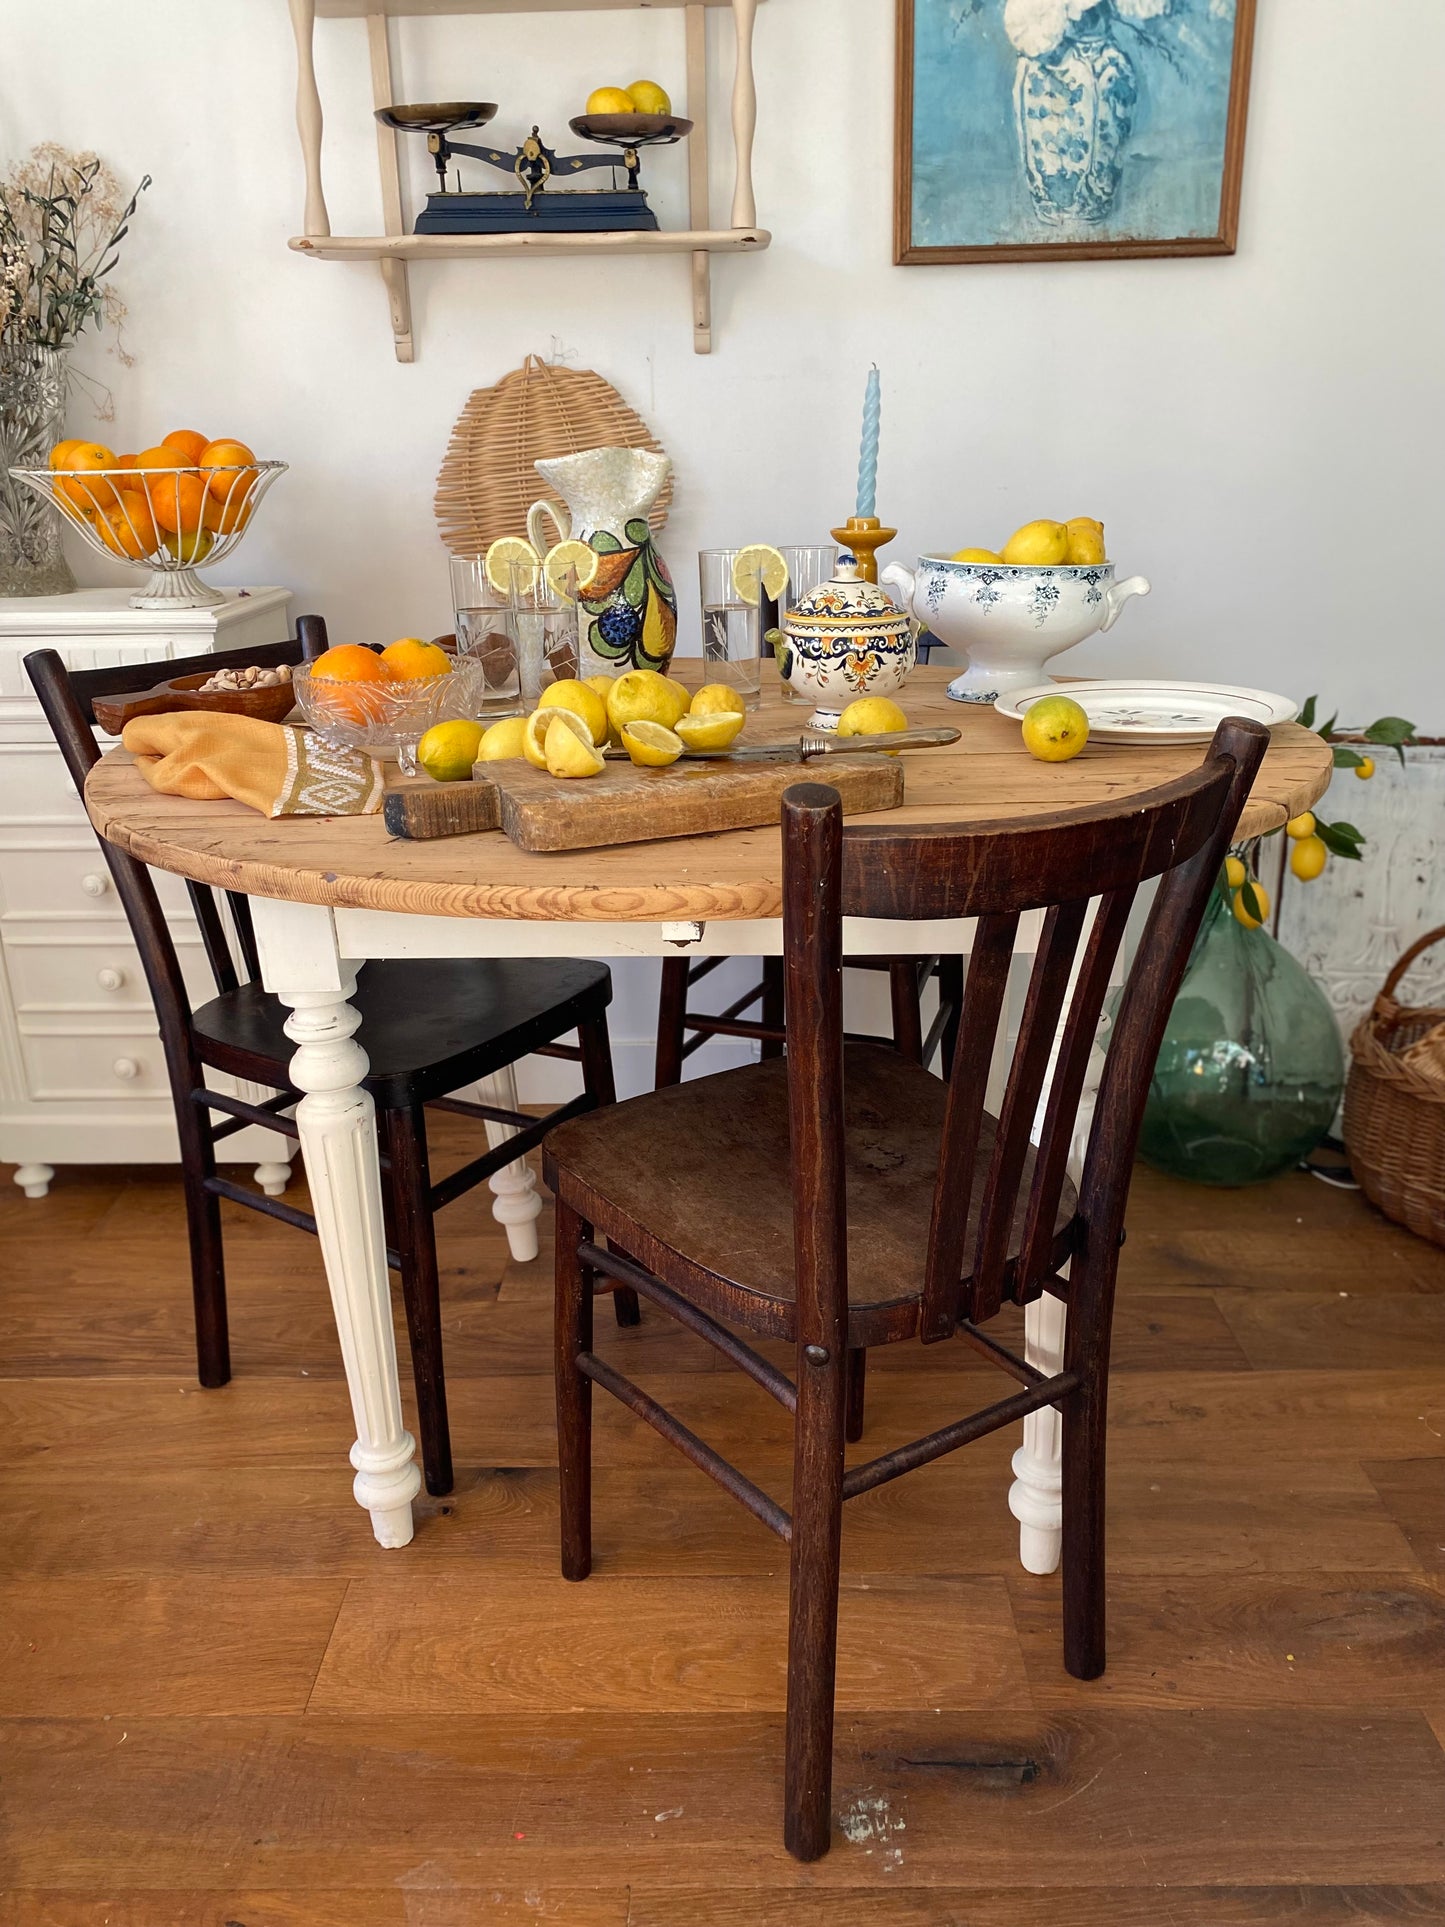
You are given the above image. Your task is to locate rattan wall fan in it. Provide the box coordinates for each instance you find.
[434,355,673,556]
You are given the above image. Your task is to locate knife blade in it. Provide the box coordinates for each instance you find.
[680,726,962,762]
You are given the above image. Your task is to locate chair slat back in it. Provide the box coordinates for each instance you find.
[782,718,1270,1341]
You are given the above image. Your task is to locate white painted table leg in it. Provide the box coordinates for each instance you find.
[13,1162,53,1199]
[1009,1289,1066,1574]
[477,1063,542,1263]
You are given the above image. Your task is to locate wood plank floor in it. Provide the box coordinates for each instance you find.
[3,1127,1445,1925]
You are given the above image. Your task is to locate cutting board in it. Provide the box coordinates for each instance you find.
[383,754,904,851]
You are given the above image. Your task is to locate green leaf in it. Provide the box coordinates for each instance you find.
[624,518,651,546]
[1239,877,1265,924]
[1299,694,1317,730]
[622,556,647,608]
[1363,716,1416,745]
[1315,818,1365,859]
[1317,712,1338,742]
[1326,818,1364,841]
[590,529,622,554]
[1332,745,1364,768]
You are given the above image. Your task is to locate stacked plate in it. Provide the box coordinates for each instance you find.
[995,681,1299,746]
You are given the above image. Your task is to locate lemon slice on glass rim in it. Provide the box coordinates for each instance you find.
[731,543,789,605]
[542,539,600,601]
[485,534,540,597]
[621,720,684,768]
[522,706,593,769]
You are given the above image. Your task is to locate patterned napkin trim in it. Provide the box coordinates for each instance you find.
[273,728,385,817]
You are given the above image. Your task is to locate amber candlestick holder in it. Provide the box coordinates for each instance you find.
[830,514,896,584]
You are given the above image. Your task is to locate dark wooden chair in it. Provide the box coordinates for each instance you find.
[26,619,637,1499]
[546,717,1269,1859]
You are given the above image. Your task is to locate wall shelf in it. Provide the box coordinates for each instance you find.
[286,0,768,359]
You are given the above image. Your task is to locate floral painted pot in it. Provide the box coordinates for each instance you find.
[776,553,914,731]
[882,555,1150,704]
[528,446,677,673]
[1015,25,1137,227]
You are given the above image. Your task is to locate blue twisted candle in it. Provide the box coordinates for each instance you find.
[855,364,880,518]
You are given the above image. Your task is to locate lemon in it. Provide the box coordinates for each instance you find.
[1224,855,1247,889]
[1233,880,1271,930]
[951,547,1003,564]
[484,534,539,597]
[1064,516,1106,565]
[542,539,599,600]
[417,718,484,782]
[731,543,789,604]
[688,683,746,719]
[545,718,606,778]
[523,706,591,770]
[1021,694,1089,762]
[1289,834,1328,881]
[1285,812,1316,840]
[1355,756,1375,779]
[621,720,684,767]
[538,678,607,746]
[665,675,693,716]
[676,710,745,752]
[626,78,672,114]
[607,669,686,735]
[1002,519,1070,566]
[836,697,908,740]
[476,715,529,762]
[586,85,636,114]
[583,673,616,701]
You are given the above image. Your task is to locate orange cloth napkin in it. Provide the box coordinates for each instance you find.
[122,713,384,817]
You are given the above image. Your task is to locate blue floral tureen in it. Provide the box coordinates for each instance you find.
[775,552,915,731]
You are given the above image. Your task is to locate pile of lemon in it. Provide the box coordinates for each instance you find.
[416,670,748,783]
[583,79,671,115]
[952,516,1105,567]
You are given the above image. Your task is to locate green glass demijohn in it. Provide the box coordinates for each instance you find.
[1137,887,1345,1187]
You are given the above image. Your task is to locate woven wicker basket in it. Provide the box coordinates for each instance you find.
[1343,925,1445,1246]
[434,354,673,558]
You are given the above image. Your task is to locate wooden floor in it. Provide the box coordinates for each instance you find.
[3,1124,1445,1925]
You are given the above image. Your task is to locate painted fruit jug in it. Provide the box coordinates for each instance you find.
[528,446,677,673]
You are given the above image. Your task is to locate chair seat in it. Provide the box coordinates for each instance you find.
[545,1042,1077,1345]
[193,957,610,1107]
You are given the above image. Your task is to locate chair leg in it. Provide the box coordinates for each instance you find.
[888,959,925,1064]
[386,1102,454,1498]
[555,1197,594,1581]
[655,958,689,1088]
[1061,1369,1108,1680]
[579,1008,641,1330]
[760,957,785,1061]
[784,1340,848,1862]
[179,1097,230,1388]
[937,955,964,1077]
[844,1346,866,1443]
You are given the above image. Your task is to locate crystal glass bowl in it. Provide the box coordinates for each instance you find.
[291,654,487,773]
[7,460,286,610]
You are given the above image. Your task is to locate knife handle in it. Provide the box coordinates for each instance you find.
[801,726,960,757]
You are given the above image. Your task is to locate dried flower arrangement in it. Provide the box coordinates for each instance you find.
[0,144,149,364]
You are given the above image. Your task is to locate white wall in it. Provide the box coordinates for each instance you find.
[5,0,1442,1090]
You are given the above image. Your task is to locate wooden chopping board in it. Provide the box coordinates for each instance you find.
[383,754,904,852]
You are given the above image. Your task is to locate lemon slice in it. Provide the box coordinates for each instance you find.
[542,539,600,600]
[523,705,592,769]
[545,719,606,778]
[731,543,789,605]
[676,710,745,752]
[621,720,684,768]
[485,534,540,597]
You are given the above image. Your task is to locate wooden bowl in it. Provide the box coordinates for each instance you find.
[92,671,298,737]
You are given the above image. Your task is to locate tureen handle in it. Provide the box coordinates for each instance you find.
[1099,573,1151,632]
[880,562,916,613]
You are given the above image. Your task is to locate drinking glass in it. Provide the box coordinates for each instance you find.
[509,572,582,707]
[698,550,767,709]
[449,556,521,714]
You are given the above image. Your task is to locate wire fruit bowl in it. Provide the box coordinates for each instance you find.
[7,460,287,610]
[291,654,488,774]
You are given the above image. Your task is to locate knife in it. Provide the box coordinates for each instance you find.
[605,726,962,763]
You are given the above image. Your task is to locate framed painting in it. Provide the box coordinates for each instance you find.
[895,0,1256,264]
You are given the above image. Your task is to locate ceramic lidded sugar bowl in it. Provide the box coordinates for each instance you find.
[775,551,915,731]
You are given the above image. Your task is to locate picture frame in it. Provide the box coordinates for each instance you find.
[895,0,1257,265]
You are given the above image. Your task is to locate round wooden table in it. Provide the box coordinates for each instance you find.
[86,665,1333,1551]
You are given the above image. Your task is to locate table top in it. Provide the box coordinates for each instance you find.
[85,665,1334,925]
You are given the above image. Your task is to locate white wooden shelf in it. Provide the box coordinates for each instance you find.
[287,0,768,358]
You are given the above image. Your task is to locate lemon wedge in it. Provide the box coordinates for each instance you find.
[545,718,607,778]
[731,543,789,605]
[542,539,600,600]
[523,706,592,769]
[485,534,540,597]
[476,715,529,761]
[676,710,744,752]
[621,720,684,768]
[538,677,608,745]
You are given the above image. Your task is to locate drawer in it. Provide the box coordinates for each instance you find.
[18,1026,170,1102]
[0,844,194,922]
[0,744,88,824]
[2,931,215,1013]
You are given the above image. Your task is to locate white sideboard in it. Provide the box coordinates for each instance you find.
[0,587,293,1196]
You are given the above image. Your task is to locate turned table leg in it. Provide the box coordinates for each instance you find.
[1009,1290,1067,1574]
[13,1162,54,1199]
[476,1063,543,1263]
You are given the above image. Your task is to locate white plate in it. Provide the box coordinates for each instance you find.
[995,680,1300,745]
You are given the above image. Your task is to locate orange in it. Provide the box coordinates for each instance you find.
[198,438,257,503]
[311,643,392,727]
[96,500,160,560]
[48,437,84,469]
[133,444,180,468]
[201,487,253,534]
[150,470,208,536]
[379,637,451,681]
[111,454,146,495]
[56,442,116,511]
[162,429,210,464]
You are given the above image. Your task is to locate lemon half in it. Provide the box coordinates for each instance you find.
[538,678,608,745]
[621,720,684,768]
[676,710,745,752]
[523,706,592,769]
[545,719,606,778]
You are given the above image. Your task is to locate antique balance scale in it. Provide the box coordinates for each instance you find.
[375,102,693,235]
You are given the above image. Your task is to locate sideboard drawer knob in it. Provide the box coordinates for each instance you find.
[96,966,127,991]
[80,872,110,898]
[112,1056,140,1081]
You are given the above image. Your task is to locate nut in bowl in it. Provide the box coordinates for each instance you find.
[292,650,487,774]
